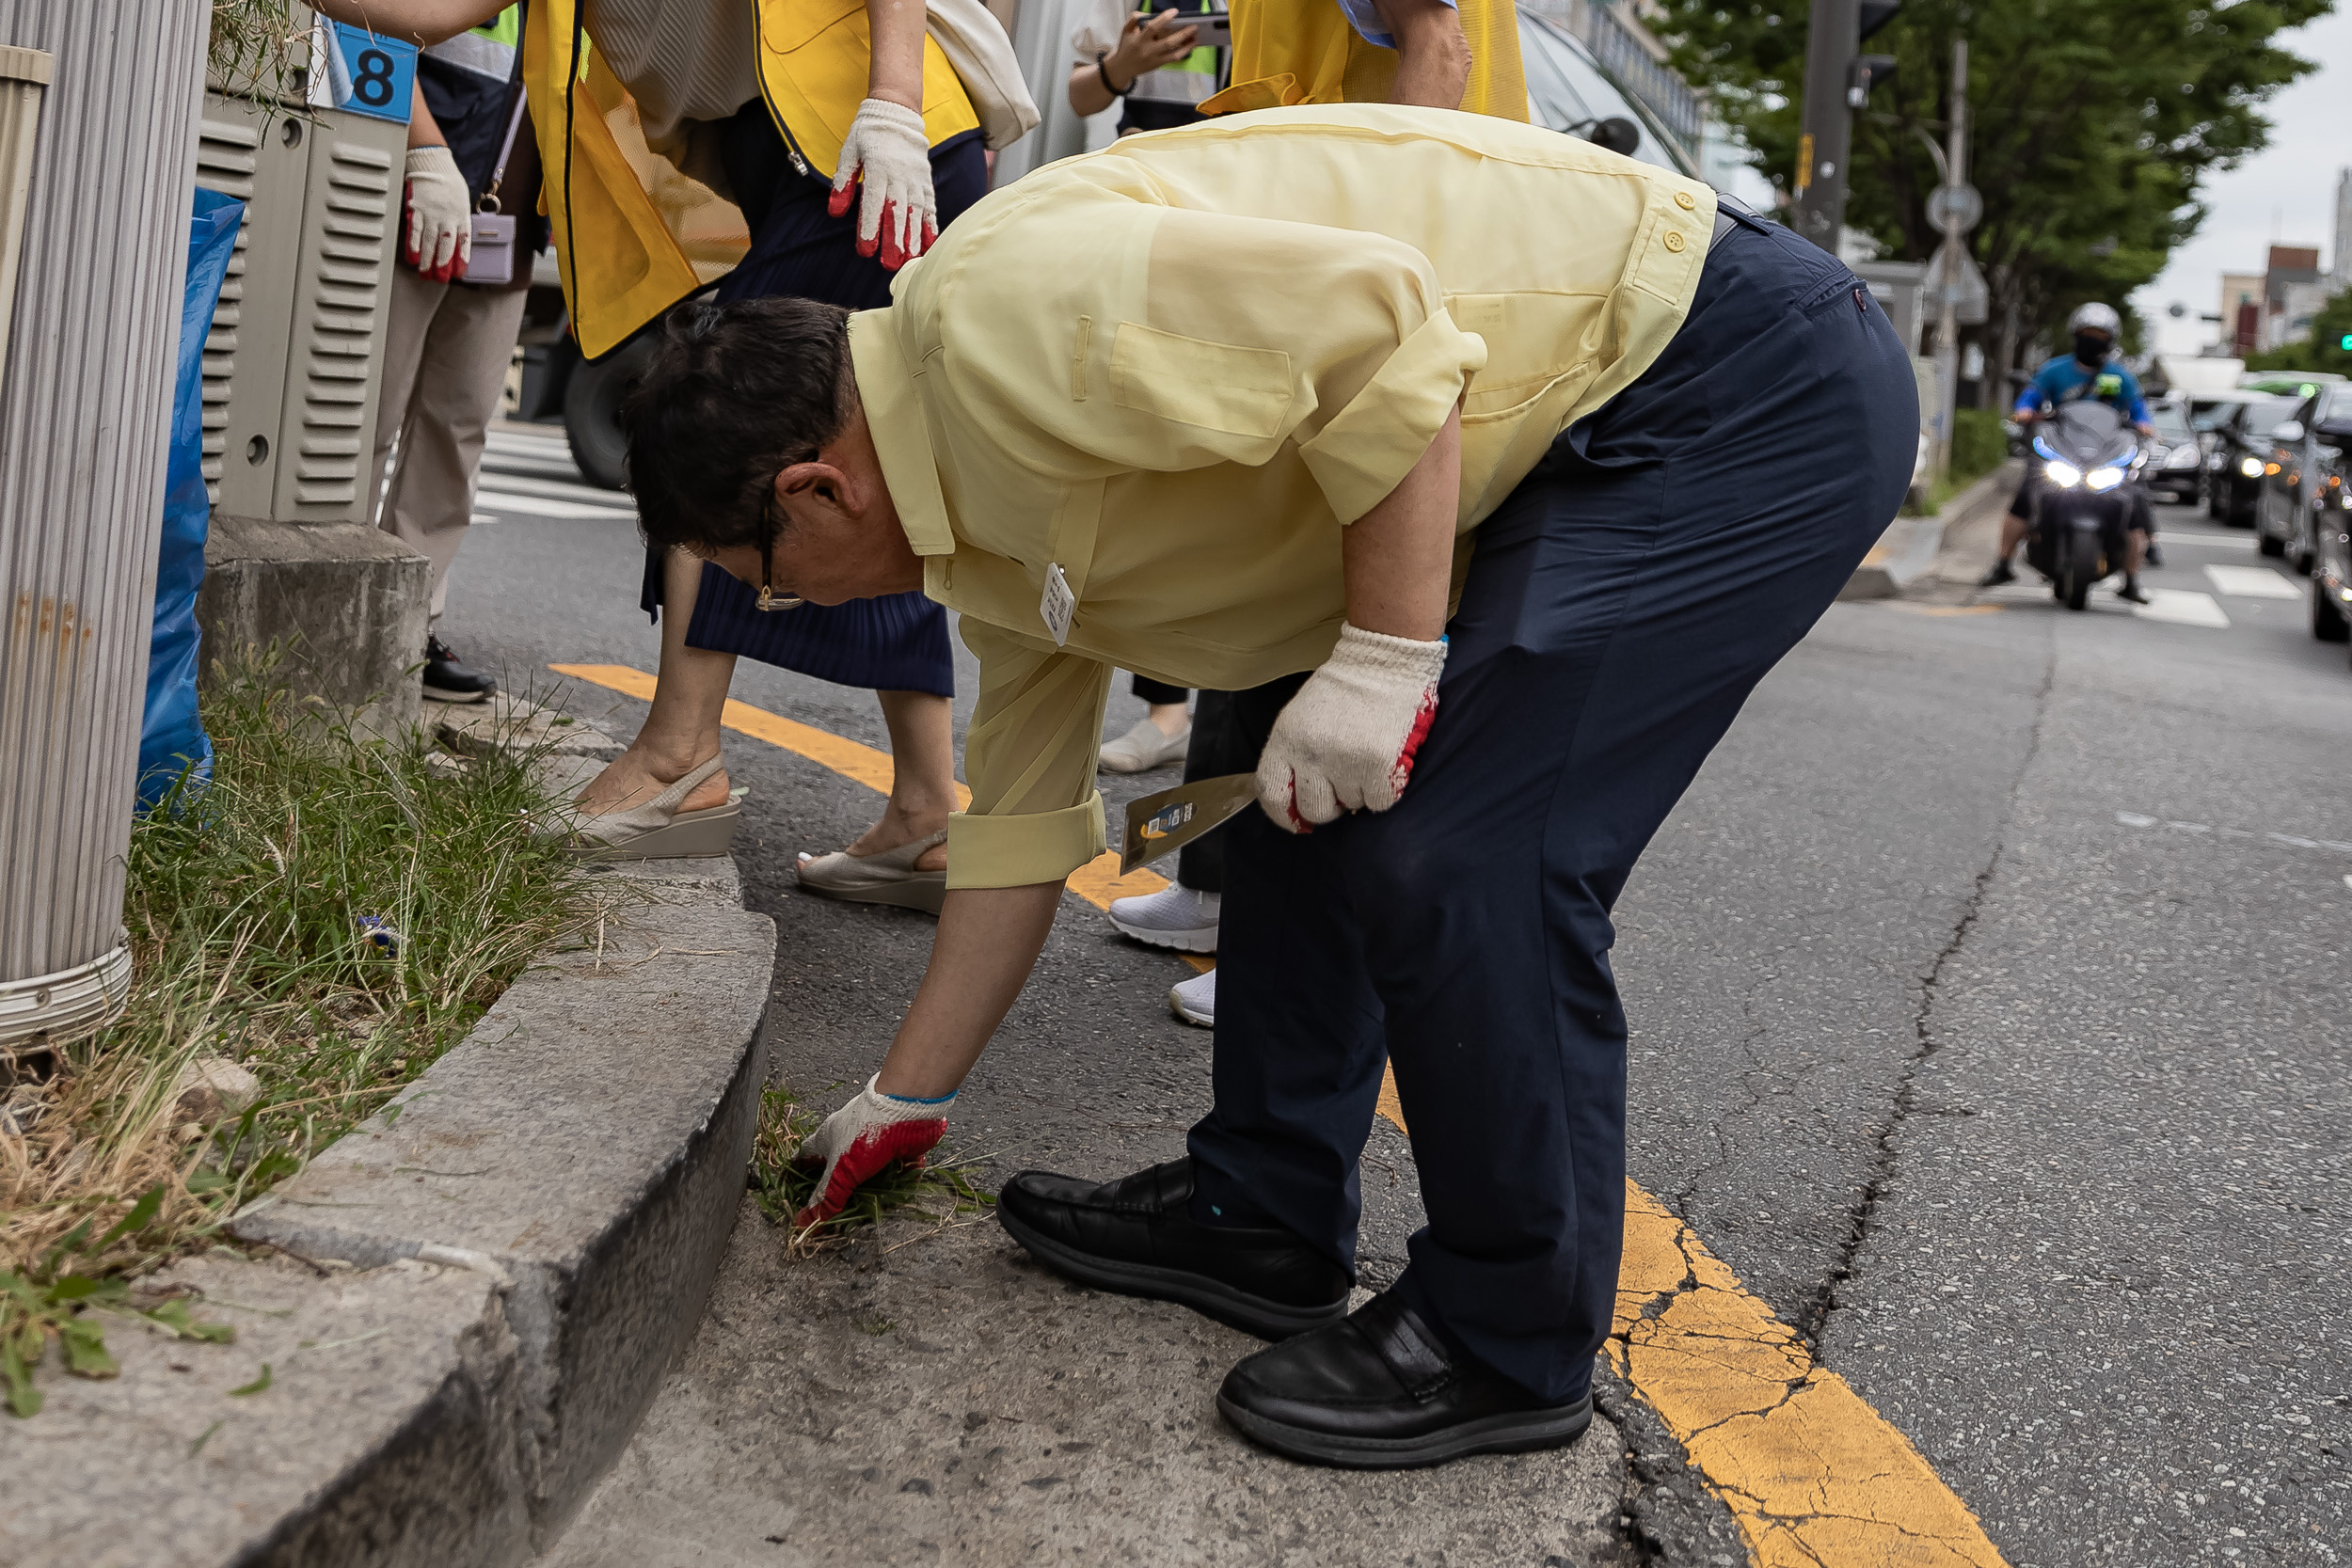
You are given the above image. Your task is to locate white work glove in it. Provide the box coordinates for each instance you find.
[827,97,937,272]
[1257,623,1448,832]
[401,145,472,283]
[790,1073,954,1228]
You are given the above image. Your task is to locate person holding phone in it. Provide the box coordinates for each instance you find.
[1069,2,1231,132]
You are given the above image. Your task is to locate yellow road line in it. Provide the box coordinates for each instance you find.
[552,661,2008,1568]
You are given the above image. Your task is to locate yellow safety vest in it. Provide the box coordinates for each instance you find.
[1200,0,1526,119]
[523,0,981,360]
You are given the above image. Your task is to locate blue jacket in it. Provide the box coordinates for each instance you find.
[2015,353,2151,424]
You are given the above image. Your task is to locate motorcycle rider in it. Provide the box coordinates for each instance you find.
[1980,302,2160,600]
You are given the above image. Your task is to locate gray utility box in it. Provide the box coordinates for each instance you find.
[191,71,429,733]
[195,89,402,520]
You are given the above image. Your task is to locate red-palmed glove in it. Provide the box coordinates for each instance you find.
[828,98,937,271]
[791,1074,954,1228]
[1256,623,1447,832]
[401,146,471,283]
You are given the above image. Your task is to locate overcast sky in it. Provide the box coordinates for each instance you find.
[2137,8,2352,355]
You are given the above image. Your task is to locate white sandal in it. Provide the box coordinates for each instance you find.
[796,828,949,915]
[564,754,741,860]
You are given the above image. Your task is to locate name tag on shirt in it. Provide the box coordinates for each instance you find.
[1041,562,1074,645]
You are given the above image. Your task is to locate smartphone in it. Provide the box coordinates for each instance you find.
[1158,8,1231,46]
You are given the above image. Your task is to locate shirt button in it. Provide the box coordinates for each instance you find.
[1675,191,1696,210]
[1663,230,1686,253]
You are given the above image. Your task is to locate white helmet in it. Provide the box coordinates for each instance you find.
[2068,301,2122,338]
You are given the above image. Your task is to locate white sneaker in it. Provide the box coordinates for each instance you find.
[1107,884,1220,953]
[1098,718,1191,773]
[1168,967,1216,1027]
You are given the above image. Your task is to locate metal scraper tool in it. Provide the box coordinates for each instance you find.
[1118,772,1258,875]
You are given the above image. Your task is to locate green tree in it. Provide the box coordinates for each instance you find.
[1657,0,2329,398]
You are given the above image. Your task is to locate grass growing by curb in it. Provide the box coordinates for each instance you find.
[0,659,609,1415]
[749,1085,993,1258]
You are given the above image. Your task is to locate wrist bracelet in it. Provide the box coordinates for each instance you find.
[1097,55,1132,96]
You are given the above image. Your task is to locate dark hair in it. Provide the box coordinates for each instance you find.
[620,295,855,557]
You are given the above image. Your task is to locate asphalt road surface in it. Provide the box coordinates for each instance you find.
[449,428,2352,1565]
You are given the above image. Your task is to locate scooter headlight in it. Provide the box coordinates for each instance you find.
[2086,466,2126,493]
[2241,455,2266,478]
[2044,459,2084,488]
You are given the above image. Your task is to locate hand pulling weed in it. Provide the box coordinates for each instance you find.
[748,1085,993,1258]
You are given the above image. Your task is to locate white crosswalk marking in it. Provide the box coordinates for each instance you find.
[475,423,635,520]
[475,488,634,519]
[1977,577,2232,628]
[2204,563,2303,599]
[2131,588,2231,627]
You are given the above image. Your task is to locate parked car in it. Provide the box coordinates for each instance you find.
[2312,435,2352,651]
[2255,384,2352,572]
[2207,394,2298,527]
[2238,371,2346,398]
[2142,400,2202,503]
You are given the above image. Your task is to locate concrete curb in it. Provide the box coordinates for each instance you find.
[4,726,775,1567]
[1841,459,2022,600]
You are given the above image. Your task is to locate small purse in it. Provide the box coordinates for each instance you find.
[462,86,529,288]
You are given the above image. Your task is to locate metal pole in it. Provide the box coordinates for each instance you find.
[1931,37,1967,483]
[1792,0,1860,255]
[0,0,210,1045]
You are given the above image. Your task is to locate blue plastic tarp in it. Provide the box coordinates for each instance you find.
[139,186,244,808]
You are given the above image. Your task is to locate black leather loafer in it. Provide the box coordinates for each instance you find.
[1216,1290,1594,1469]
[997,1159,1351,1340]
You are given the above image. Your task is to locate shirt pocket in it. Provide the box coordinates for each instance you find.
[1452,293,1599,420]
[1110,322,1295,439]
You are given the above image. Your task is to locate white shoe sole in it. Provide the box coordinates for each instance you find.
[1109,912,1218,954]
[1168,984,1214,1028]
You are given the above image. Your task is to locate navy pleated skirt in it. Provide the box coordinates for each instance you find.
[635,109,988,699]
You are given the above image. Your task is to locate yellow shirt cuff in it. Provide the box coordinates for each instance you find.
[946,795,1106,889]
[1295,310,1490,524]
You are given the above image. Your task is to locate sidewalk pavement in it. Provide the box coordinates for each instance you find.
[544,1196,1645,1568]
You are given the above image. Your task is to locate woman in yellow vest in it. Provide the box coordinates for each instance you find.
[319,0,995,904]
[1204,0,1526,119]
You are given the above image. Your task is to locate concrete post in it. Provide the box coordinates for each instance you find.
[0,0,209,1045]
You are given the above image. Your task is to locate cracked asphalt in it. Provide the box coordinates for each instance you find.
[450,448,2351,1565]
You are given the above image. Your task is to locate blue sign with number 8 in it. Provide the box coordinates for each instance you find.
[323,23,416,124]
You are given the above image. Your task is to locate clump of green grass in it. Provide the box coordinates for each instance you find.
[749,1085,993,1258]
[0,653,611,1414]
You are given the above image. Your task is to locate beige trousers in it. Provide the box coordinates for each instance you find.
[369,264,530,622]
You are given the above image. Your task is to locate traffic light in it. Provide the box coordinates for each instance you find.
[2339,333,2352,351]
[1859,0,1902,36]
[1847,54,1898,106]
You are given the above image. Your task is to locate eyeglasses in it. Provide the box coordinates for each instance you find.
[755,484,805,611]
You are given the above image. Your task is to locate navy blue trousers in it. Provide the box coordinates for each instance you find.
[636,114,986,698]
[1186,213,1918,1403]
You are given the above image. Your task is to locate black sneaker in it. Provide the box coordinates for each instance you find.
[2144,541,2165,568]
[422,635,496,704]
[1216,1290,1594,1470]
[997,1158,1351,1340]
[2116,578,2152,605]
[1978,560,2018,588]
